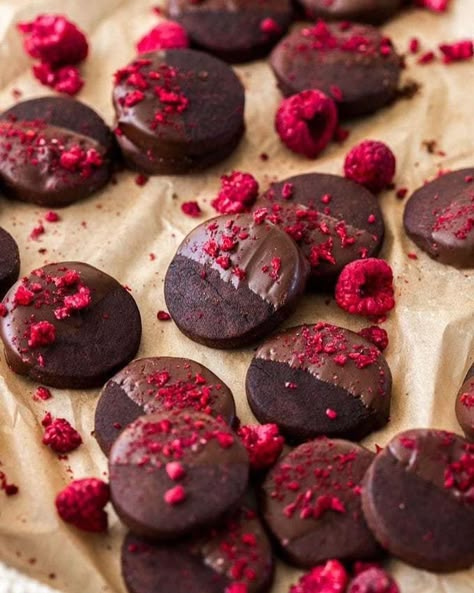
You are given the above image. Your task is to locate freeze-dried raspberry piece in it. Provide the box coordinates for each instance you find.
[211,171,259,214]
[55,478,110,532]
[28,320,56,348]
[237,424,284,471]
[42,412,82,453]
[348,568,400,593]
[33,62,84,95]
[290,560,349,593]
[344,141,396,193]
[335,259,395,317]
[136,21,189,53]
[414,0,449,12]
[181,201,202,217]
[439,40,473,64]
[358,326,389,351]
[275,90,338,159]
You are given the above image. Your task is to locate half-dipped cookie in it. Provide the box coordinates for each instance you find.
[167,0,293,63]
[403,169,474,268]
[0,97,115,207]
[246,323,392,442]
[164,214,309,348]
[296,0,402,24]
[109,410,249,540]
[0,262,141,388]
[362,429,474,572]
[260,438,380,567]
[0,228,20,298]
[270,21,401,118]
[95,356,237,455]
[113,49,245,174]
[456,364,474,441]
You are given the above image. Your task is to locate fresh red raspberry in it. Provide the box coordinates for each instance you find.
[358,326,389,351]
[335,259,395,317]
[42,413,82,453]
[344,140,396,193]
[136,21,189,53]
[211,171,259,214]
[17,15,88,66]
[33,62,84,95]
[55,478,110,532]
[347,568,400,593]
[275,90,338,159]
[237,424,284,471]
[414,0,449,11]
[290,560,349,593]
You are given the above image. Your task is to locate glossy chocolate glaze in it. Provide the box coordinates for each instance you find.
[298,0,402,24]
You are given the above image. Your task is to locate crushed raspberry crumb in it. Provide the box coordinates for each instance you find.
[164,484,186,505]
[347,568,400,593]
[0,470,18,496]
[211,171,259,214]
[45,211,60,222]
[30,223,45,240]
[414,0,449,12]
[14,285,35,306]
[358,326,389,351]
[181,201,202,218]
[344,140,396,193]
[409,38,420,54]
[166,461,186,481]
[353,562,382,576]
[0,304,7,318]
[34,386,52,401]
[335,259,395,317]
[136,21,189,54]
[28,320,56,348]
[157,310,171,321]
[135,174,149,186]
[275,90,338,159]
[418,51,435,65]
[396,187,408,199]
[237,424,284,471]
[260,18,281,35]
[33,62,84,95]
[439,40,473,64]
[55,478,110,532]
[42,412,82,453]
[226,584,248,593]
[290,560,349,593]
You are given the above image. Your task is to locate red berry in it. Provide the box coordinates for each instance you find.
[211,171,259,214]
[290,560,349,593]
[348,568,400,593]
[358,326,389,351]
[136,21,189,53]
[344,140,396,193]
[237,424,284,471]
[55,478,110,532]
[42,413,82,453]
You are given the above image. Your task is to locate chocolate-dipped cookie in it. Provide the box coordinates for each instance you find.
[258,173,384,289]
[164,213,309,349]
[403,169,474,268]
[270,21,401,118]
[246,323,392,442]
[121,506,274,593]
[0,228,20,298]
[167,0,293,63]
[456,364,474,441]
[95,356,237,455]
[0,262,141,388]
[113,49,245,175]
[296,0,402,24]
[109,411,249,540]
[0,97,115,207]
[260,438,380,567]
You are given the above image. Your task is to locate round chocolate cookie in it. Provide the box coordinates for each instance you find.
[260,438,380,567]
[95,356,237,455]
[296,0,402,24]
[167,0,293,63]
[0,97,115,207]
[164,213,309,349]
[113,49,245,175]
[246,323,392,442]
[121,506,274,593]
[403,169,474,268]
[0,262,141,388]
[270,21,401,118]
[0,228,20,298]
[258,173,384,289]
[362,429,474,572]
[456,364,474,441]
[109,411,249,540]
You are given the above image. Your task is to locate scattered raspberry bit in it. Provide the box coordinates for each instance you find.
[313,495,346,519]
[42,412,82,453]
[335,259,395,317]
[344,140,396,193]
[34,386,52,401]
[28,321,56,348]
[164,484,186,505]
[166,461,186,481]
[59,145,103,175]
[439,40,473,64]
[181,201,202,218]
[136,21,189,53]
[135,174,149,186]
[418,51,435,65]
[33,62,84,95]
[290,560,349,593]
[260,17,281,35]
[55,478,110,532]
[396,187,408,199]
[237,424,284,471]
[275,90,338,159]
[347,568,400,593]
[211,171,259,214]
[358,326,389,351]
[0,470,19,496]
[409,38,420,54]
[157,310,171,321]
[460,393,474,408]
[414,0,449,12]
[226,584,248,593]
[45,211,60,222]
[407,252,418,260]
[14,285,35,306]
[326,408,338,420]
[0,304,7,318]
[30,223,45,240]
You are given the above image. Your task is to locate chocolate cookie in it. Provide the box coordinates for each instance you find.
[109,411,249,540]
[113,50,245,174]
[362,429,474,572]
[258,173,384,289]
[456,364,474,441]
[246,323,392,442]
[403,169,474,268]
[0,97,115,207]
[167,0,293,63]
[260,438,380,567]
[164,213,309,349]
[0,228,20,298]
[270,21,401,118]
[121,506,274,593]
[0,262,141,388]
[95,356,237,455]
[296,0,402,24]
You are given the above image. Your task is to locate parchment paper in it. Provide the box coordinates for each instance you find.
[0,0,473,591]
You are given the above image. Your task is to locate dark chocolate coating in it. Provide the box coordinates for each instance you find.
[362,429,474,572]
[0,228,20,298]
[109,411,249,540]
[456,364,474,441]
[164,214,310,349]
[113,49,245,175]
[0,97,115,207]
[0,262,141,388]
[246,323,392,442]
[297,0,402,24]
[121,507,274,593]
[260,438,380,567]
[95,356,237,455]
[167,0,293,63]
[403,169,474,268]
[259,173,384,289]
[270,22,401,118]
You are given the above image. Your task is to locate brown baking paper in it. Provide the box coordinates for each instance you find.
[0,0,473,591]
